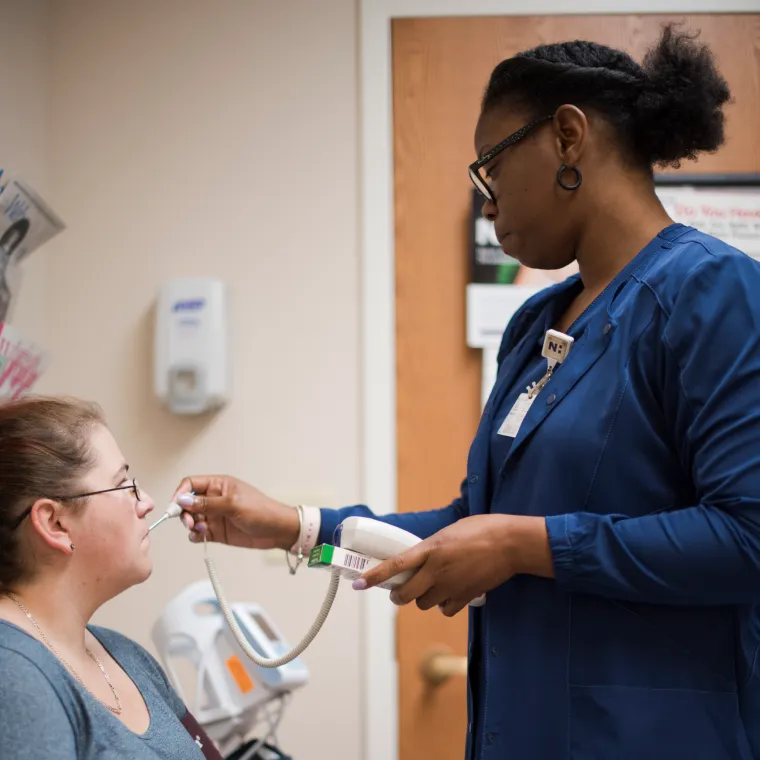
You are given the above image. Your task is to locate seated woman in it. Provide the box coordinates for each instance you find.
[0,395,223,759]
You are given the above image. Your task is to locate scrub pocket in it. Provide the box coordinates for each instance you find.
[568,684,754,760]
[567,595,753,760]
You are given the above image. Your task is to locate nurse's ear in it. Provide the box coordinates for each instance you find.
[551,105,589,168]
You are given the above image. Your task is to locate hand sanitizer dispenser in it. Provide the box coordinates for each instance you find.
[154,277,230,415]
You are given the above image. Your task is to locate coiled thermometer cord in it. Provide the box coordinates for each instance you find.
[150,500,342,668]
[204,535,341,668]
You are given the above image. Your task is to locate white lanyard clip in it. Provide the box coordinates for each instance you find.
[527,330,574,399]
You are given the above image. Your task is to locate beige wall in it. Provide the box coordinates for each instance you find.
[11,1,364,758]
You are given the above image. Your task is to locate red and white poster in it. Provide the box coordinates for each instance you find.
[656,186,760,260]
[0,322,49,401]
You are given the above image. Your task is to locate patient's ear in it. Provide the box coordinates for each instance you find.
[29,499,76,555]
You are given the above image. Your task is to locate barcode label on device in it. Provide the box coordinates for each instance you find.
[342,553,369,571]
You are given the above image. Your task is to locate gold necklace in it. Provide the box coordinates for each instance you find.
[7,593,122,715]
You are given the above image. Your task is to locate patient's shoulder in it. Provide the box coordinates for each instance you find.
[0,619,75,709]
[0,621,80,752]
[0,639,66,699]
[0,619,81,701]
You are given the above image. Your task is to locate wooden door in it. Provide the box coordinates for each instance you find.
[393,13,760,760]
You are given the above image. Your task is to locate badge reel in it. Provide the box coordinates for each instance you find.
[498,329,574,439]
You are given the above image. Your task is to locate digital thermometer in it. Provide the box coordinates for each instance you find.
[312,516,486,606]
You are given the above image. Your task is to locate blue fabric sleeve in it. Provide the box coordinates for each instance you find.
[547,252,760,605]
[318,478,471,544]
[0,649,78,759]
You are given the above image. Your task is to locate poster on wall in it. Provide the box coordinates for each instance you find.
[655,183,760,259]
[0,171,66,325]
[0,322,48,401]
[0,171,65,401]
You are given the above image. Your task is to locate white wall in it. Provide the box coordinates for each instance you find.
[38,1,362,758]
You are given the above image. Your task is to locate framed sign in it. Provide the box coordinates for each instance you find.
[654,173,760,260]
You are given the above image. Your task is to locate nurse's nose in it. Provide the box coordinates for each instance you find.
[481,196,497,222]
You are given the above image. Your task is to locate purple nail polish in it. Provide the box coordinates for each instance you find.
[352,578,367,591]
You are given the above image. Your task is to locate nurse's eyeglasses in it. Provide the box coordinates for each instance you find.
[468,114,554,205]
[12,478,142,530]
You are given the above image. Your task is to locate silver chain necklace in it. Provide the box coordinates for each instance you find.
[7,593,122,715]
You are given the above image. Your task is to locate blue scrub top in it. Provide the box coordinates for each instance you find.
[321,224,760,760]
[488,281,600,493]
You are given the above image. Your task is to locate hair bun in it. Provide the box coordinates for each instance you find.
[634,24,731,167]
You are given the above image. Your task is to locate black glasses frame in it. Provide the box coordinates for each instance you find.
[12,478,142,530]
[468,114,554,204]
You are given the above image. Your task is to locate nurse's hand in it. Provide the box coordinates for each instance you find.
[172,475,299,551]
[353,514,554,617]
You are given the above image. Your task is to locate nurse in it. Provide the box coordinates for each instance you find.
[177,25,760,760]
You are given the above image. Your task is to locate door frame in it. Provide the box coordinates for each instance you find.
[358,2,757,760]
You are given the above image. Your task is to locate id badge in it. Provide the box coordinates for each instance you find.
[497,392,535,438]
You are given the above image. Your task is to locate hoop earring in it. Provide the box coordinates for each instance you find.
[70,543,75,552]
[557,164,582,191]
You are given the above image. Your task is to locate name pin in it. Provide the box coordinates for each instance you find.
[542,329,574,372]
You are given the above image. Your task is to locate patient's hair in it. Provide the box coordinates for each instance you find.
[482,23,731,169]
[0,396,104,588]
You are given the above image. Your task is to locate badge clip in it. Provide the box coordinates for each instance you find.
[527,330,574,399]
[541,329,574,372]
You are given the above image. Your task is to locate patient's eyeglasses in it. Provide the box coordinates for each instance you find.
[12,478,142,530]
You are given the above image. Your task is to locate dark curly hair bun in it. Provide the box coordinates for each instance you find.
[482,23,731,169]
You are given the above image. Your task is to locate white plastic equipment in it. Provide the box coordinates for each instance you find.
[154,277,230,415]
[335,516,421,559]
[152,580,308,757]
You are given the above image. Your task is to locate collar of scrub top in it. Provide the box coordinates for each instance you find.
[483,223,691,470]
